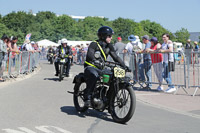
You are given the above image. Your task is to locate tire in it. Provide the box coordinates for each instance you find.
[110,85,136,124]
[50,58,53,64]
[73,82,88,112]
[59,64,64,81]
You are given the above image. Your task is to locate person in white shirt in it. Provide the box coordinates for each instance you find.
[159,33,176,93]
[124,35,135,67]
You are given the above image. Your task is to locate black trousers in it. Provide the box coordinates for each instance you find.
[84,66,102,100]
[54,58,71,75]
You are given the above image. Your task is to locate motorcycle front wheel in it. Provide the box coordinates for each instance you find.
[73,82,88,112]
[110,85,136,124]
[50,57,53,64]
[59,64,64,81]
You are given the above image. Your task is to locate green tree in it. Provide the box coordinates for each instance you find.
[79,17,107,40]
[0,23,15,38]
[36,11,56,23]
[175,28,190,44]
[2,11,35,35]
[39,20,56,41]
[112,18,145,42]
[54,15,77,41]
[140,20,174,42]
[0,14,2,23]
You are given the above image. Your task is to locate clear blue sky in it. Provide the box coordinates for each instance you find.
[0,0,199,33]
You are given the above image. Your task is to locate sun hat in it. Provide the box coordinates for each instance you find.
[128,35,136,41]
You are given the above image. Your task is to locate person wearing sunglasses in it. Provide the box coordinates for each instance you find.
[83,26,129,106]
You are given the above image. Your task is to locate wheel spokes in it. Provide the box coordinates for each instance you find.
[114,89,131,118]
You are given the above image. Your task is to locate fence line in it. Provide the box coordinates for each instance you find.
[187,51,200,96]
[119,51,199,96]
[0,51,40,81]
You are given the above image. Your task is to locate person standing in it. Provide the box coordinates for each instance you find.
[194,41,199,64]
[83,44,89,62]
[159,33,176,93]
[185,39,193,64]
[185,39,193,49]
[0,35,9,82]
[124,35,135,67]
[131,35,143,81]
[114,37,125,59]
[9,37,19,70]
[138,35,152,89]
[147,37,163,91]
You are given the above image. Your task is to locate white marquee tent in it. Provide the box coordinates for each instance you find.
[37,39,92,48]
[58,40,92,47]
[37,39,59,47]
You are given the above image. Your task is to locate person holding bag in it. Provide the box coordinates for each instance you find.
[159,33,176,93]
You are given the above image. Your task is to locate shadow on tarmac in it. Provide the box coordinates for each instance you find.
[60,106,114,123]
[44,78,59,81]
[133,86,159,92]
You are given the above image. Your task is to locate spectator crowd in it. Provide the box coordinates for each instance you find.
[0,34,41,82]
[49,34,199,94]
[1,33,199,93]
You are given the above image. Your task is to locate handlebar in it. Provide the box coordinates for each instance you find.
[105,61,120,65]
[104,61,131,72]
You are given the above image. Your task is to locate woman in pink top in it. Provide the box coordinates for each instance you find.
[8,37,20,69]
[148,37,163,91]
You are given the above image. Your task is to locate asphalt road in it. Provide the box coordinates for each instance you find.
[0,61,200,133]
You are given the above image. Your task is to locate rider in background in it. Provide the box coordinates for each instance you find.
[47,45,55,61]
[54,38,72,77]
[84,26,129,106]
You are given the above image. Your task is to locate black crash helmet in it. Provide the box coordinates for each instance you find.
[97,26,114,40]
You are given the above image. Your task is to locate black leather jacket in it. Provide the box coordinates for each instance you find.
[56,45,72,57]
[84,40,126,69]
[48,48,55,54]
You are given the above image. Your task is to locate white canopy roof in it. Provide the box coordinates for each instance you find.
[37,39,59,47]
[57,40,92,47]
[37,39,92,48]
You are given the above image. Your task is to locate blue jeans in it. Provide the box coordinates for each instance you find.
[139,60,152,88]
[163,62,174,88]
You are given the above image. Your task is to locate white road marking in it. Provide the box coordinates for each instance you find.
[18,128,36,133]
[2,126,72,133]
[2,127,36,133]
[136,93,161,96]
[35,126,72,133]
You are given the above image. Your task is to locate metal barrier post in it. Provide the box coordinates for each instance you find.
[8,52,12,76]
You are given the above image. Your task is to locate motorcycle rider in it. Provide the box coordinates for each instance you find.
[54,38,72,77]
[84,26,129,106]
[47,45,55,61]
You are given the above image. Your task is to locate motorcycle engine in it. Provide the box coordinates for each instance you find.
[92,86,107,111]
[93,98,104,110]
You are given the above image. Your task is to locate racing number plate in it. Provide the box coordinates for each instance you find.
[60,59,65,63]
[114,67,125,78]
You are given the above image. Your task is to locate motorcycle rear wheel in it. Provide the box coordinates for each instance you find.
[73,82,88,112]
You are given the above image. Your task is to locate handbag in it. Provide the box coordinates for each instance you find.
[168,61,175,72]
[167,44,175,72]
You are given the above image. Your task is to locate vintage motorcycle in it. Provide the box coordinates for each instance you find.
[59,53,67,81]
[71,52,136,124]
[48,53,54,64]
